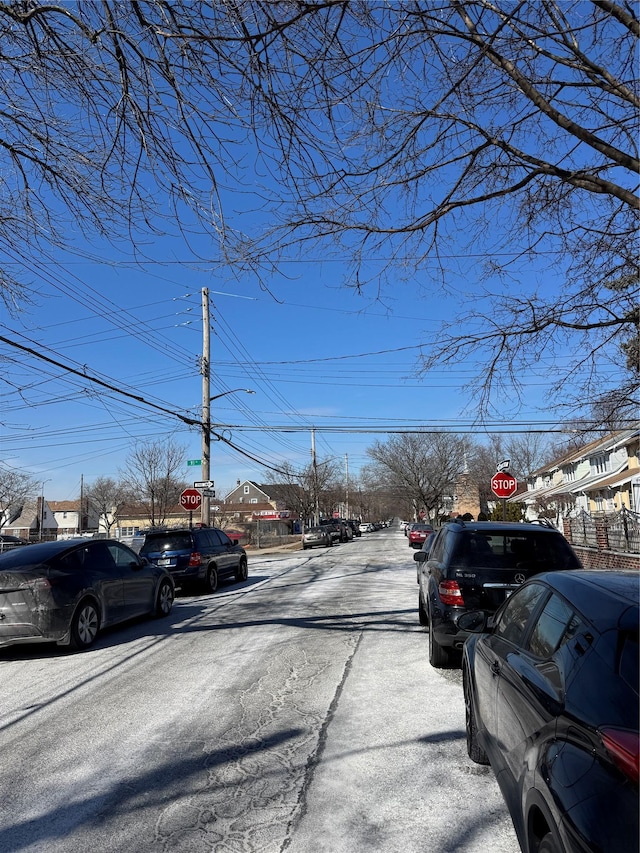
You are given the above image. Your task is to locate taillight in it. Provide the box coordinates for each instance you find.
[600,727,639,783]
[20,577,52,592]
[188,552,202,567]
[439,579,465,606]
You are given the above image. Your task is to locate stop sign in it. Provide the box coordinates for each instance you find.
[491,472,518,499]
[180,487,202,511]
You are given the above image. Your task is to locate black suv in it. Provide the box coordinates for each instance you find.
[414,520,582,667]
[140,527,248,594]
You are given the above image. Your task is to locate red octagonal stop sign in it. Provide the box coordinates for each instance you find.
[491,472,518,499]
[180,487,202,511]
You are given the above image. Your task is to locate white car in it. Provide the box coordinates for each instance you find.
[359,522,374,533]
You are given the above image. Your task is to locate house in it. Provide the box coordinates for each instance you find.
[48,500,99,538]
[513,427,640,521]
[224,480,282,507]
[1,497,57,541]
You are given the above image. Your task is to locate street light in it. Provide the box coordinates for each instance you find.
[210,389,255,402]
[201,388,256,525]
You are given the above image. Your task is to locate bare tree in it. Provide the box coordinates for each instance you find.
[366,432,466,522]
[85,476,130,536]
[1,2,637,419]
[266,457,341,526]
[120,438,188,528]
[0,466,36,528]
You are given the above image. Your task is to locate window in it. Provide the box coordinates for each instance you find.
[494,582,547,646]
[243,485,250,494]
[107,542,137,567]
[250,498,258,504]
[592,453,609,475]
[528,594,581,657]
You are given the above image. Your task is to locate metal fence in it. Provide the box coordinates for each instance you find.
[566,508,640,554]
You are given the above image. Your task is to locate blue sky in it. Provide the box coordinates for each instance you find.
[1,227,573,505]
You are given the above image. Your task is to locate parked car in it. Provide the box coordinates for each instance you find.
[416,530,436,583]
[345,520,362,538]
[302,526,332,550]
[408,522,434,548]
[0,538,174,651]
[320,521,342,543]
[139,526,247,593]
[414,520,582,667]
[0,534,29,552]
[461,570,639,853]
[359,522,374,533]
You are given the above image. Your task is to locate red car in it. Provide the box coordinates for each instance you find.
[408,523,434,548]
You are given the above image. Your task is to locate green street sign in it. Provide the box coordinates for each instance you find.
[187,459,202,466]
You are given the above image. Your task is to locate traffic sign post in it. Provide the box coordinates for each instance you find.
[491,472,518,521]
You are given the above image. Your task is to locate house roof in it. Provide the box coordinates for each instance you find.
[49,500,81,512]
[529,426,639,477]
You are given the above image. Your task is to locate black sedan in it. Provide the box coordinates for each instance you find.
[0,538,175,651]
[461,570,639,853]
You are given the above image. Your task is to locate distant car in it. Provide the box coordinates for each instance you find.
[140,526,247,593]
[302,526,332,550]
[0,538,174,651]
[461,570,639,853]
[416,531,436,583]
[408,522,434,548]
[320,521,342,543]
[345,520,362,538]
[415,520,582,667]
[359,522,374,533]
[0,534,29,552]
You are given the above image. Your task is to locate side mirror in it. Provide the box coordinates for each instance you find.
[414,551,427,562]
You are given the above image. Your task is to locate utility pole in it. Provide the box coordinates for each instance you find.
[311,428,320,526]
[79,473,84,535]
[201,288,211,526]
[345,454,349,520]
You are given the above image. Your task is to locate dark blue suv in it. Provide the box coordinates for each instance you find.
[140,526,248,594]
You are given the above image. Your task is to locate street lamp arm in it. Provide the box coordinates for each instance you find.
[210,389,255,401]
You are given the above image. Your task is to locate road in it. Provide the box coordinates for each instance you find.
[1,527,520,853]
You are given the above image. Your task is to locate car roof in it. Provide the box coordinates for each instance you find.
[536,570,639,628]
[0,538,125,566]
[446,520,561,535]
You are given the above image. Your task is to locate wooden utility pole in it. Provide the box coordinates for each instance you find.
[201,288,211,526]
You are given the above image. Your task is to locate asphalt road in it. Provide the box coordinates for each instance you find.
[0,527,520,853]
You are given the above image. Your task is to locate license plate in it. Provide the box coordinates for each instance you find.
[158,558,172,567]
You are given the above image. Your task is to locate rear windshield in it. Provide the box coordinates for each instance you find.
[452,532,580,571]
[140,534,193,553]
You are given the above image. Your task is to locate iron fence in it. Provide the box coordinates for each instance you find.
[566,508,640,554]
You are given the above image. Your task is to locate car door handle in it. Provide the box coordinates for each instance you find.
[491,660,501,677]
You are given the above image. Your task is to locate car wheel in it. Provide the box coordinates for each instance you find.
[428,610,450,668]
[463,668,489,764]
[418,592,429,626]
[202,565,218,594]
[155,579,174,617]
[235,557,248,582]
[303,544,309,550]
[538,831,564,853]
[69,599,100,650]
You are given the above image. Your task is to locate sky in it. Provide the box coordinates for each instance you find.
[1,225,573,506]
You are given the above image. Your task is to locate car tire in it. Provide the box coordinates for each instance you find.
[538,831,564,853]
[235,557,248,582]
[303,544,309,550]
[155,579,174,617]
[463,669,489,764]
[428,609,450,668]
[418,592,429,626]
[202,565,218,594]
[69,599,100,650]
